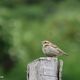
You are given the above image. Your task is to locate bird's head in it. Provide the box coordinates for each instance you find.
[41,40,52,46]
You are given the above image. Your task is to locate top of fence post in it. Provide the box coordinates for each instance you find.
[27,57,63,80]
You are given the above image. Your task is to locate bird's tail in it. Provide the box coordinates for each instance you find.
[64,53,68,56]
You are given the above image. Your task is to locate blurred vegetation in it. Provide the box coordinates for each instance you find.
[0,0,80,80]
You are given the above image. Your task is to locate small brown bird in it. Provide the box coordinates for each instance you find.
[42,40,68,57]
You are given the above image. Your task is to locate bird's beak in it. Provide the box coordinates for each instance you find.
[41,41,43,44]
[41,41,44,45]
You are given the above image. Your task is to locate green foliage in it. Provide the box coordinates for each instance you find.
[0,0,80,80]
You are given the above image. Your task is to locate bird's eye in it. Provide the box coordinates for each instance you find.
[44,41,47,43]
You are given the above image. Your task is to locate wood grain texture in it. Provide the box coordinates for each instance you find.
[27,57,63,80]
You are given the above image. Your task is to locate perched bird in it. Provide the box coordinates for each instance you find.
[42,40,68,57]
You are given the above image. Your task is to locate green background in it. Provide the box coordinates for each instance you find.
[0,0,80,80]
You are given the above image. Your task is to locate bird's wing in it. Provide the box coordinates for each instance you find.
[51,44,68,56]
[56,47,68,56]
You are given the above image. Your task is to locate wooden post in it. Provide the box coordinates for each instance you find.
[27,57,63,80]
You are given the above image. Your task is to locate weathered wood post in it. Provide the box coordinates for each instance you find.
[27,57,63,80]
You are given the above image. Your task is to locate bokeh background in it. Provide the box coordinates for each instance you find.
[0,0,80,80]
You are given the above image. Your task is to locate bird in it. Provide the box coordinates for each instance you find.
[42,40,68,57]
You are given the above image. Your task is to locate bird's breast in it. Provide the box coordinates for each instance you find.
[42,46,59,54]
